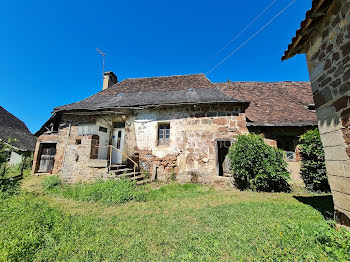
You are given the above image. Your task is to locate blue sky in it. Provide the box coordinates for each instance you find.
[0,0,311,133]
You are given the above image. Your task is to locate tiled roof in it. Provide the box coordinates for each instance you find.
[101,74,215,94]
[216,81,317,126]
[0,106,36,151]
[282,0,333,60]
[54,74,248,111]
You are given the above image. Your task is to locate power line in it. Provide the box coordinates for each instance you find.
[206,0,297,76]
[215,0,279,57]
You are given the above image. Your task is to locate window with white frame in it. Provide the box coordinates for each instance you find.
[158,123,170,146]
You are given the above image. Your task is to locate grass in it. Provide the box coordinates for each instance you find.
[0,175,349,261]
[44,175,146,204]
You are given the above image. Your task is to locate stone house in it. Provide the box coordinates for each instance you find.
[33,73,317,186]
[0,106,36,165]
[282,0,350,225]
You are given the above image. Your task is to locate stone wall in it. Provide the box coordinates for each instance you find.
[305,0,350,225]
[133,104,248,185]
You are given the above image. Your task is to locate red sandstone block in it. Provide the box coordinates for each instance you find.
[212,118,226,125]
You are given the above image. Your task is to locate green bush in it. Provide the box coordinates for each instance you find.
[43,175,62,190]
[228,134,290,192]
[0,177,19,198]
[299,129,330,192]
[44,178,146,204]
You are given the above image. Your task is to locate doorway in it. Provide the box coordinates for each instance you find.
[38,143,56,173]
[217,140,231,176]
[111,122,125,164]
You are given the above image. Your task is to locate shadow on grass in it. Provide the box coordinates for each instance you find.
[294,195,334,220]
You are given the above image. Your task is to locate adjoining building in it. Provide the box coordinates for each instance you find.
[33,72,317,186]
[283,0,350,225]
[0,106,36,165]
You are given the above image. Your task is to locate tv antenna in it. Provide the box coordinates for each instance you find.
[96,48,106,79]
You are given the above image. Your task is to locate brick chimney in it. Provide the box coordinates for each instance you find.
[102,71,118,90]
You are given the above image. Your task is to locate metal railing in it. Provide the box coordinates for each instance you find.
[96,145,138,176]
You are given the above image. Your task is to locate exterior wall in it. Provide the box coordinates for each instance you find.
[305,0,350,225]
[9,151,22,165]
[133,105,248,186]
[33,105,248,185]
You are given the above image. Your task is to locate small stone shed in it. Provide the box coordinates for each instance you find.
[33,73,317,186]
[0,106,36,165]
[283,0,350,225]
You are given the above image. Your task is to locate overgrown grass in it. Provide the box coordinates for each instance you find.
[0,176,349,261]
[147,182,213,201]
[44,175,146,204]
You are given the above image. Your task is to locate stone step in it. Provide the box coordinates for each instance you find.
[118,172,141,178]
[111,168,133,174]
[136,178,153,185]
[129,174,145,181]
[110,164,126,169]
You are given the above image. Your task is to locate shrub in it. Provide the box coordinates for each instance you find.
[228,134,290,192]
[43,175,61,190]
[0,177,19,198]
[44,178,146,204]
[299,129,330,192]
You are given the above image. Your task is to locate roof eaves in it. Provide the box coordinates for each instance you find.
[282,0,332,61]
[246,122,317,127]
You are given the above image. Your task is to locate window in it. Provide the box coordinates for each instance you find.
[285,151,296,161]
[158,123,170,146]
[113,122,125,128]
[98,126,108,133]
[78,123,96,135]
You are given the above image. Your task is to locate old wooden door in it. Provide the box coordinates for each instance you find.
[38,145,56,173]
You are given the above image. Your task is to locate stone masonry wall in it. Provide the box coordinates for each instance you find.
[305,0,350,225]
[133,104,248,186]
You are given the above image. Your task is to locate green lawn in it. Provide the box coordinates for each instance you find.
[0,175,349,261]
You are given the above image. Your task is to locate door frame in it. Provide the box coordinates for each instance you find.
[111,126,125,164]
[36,142,57,173]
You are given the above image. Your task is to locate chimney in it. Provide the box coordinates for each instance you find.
[102,71,118,90]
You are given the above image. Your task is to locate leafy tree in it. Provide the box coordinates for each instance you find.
[0,141,11,166]
[228,134,290,192]
[299,129,330,192]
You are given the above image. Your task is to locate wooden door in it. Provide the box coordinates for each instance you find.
[38,145,56,173]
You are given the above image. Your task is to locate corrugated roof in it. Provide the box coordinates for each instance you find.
[216,81,317,126]
[0,106,37,151]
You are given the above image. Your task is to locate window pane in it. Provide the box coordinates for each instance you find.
[78,123,96,135]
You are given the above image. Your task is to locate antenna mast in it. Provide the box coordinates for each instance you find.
[96,48,106,80]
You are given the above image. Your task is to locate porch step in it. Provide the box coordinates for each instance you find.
[110,164,126,169]
[136,178,153,185]
[119,172,141,178]
[110,168,133,175]
[129,174,145,181]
